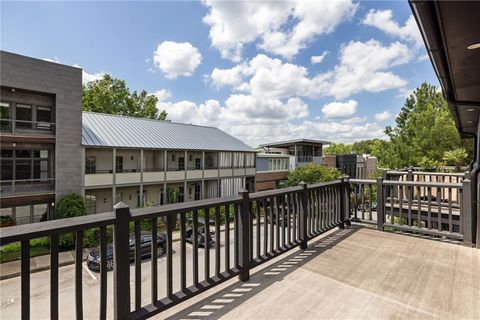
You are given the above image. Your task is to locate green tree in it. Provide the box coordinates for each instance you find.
[285,164,342,186]
[383,82,469,169]
[55,193,86,219]
[82,74,167,120]
[443,148,468,172]
[323,143,353,155]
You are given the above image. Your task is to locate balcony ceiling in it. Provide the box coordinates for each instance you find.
[410,0,480,137]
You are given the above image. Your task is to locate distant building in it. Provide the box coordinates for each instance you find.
[259,138,331,169]
[324,153,378,179]
[0,51,83,225]
[255,153,290,191]
[336,154,357,178]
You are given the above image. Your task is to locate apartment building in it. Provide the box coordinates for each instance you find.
[82,112,256,214]
[0,51,83,225]
[259,139,330,169]
[255,153,290,191]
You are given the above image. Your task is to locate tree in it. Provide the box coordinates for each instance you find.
[383,82,470,169]
[55,193,86,219]
[323,143,353,155]
[443,148,468,172]
[285,164,342,186]
[82,74,168,120]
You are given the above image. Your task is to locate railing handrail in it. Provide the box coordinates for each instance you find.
[383,180,463,188]
[0,118,56,126]
[307,180,343,189]
[0,212,115,245]
[0,178,55,183]
[250,185,303,199]
[386,170,465,177]
[350,178,376,184]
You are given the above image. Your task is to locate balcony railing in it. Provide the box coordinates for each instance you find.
[0,173,476,319]
[0,178,55,196]
[0,119,56,136]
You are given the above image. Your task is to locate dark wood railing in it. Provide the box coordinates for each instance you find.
[0,180,347,320]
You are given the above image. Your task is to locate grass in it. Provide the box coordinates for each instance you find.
[0,237,51,264]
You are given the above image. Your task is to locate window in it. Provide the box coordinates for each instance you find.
[16,104,32,128]
[0,149,13,180]
[195,158,201,170]
[85,155,96,174]
[116,156,123,173]
[178,186,184,202]
[36,106,51,123]
[194,184,201,200]
[0,102,11,132]
[178,157,185,171]
[85,195,96,215]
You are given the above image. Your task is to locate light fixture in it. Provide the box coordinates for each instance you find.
[467,42,480,50]
[467,120,473,124]
[466,108,475,112]
[11,88,15,92]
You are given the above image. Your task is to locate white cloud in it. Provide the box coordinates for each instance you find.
[322,100,358,119]
[362,9,423,47]
[153,41,202,79]
[311,51,328,64]
[202,0,357,61]
[82,70,105,84]
[152,89,171,102]
[210,40,412,100]
[374,110,392,122]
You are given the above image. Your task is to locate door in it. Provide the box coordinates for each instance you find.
[178,157,185,170]
[116,156,123,173]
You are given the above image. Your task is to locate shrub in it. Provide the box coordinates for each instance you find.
[55,193,86,219]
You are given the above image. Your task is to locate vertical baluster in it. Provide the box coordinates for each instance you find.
[427,187,432,229]
[417,186,421,228]
[398,185,403,225]
[151,217,158,303]
[180,212,187,292]
[368,184,373,221]
[166,215,173,298]
[390,185,395,224]
[281,195,286,248]
[193,209,199,285]
[224,206,230,271]
[448,188,453,233]
[360,184,365,220]
[286,193,291,245]
[99,227,107,320]
[21,240,30,320]
[50,234,59,320]
[256,200,261,258]
[134,221,142,309]
[204,208,210,281]
[407,184,412,226]
[249,202,253,262]
[269,197,274,253]
[275,196,280,250]
[75,231,84,320]
[292,193,297,242]
[234,203,239,267]
[437,188,442,231]
[215,207,221,277]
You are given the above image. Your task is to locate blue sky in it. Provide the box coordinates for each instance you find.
[1,1,439,147]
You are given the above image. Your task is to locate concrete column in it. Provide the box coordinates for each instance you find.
[202,151,205,177]
[183,180,188,203]
[185,150,188,180]
[80,147,85,197]
[112,148,117,207]
[201,179,205,200]
[139,149,144,207]
[163,182,168,204]
[164,150,167,180]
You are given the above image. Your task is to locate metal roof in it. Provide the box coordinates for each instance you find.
[82,112,254,152]
[259,138,331,148]
[256,153,291,158]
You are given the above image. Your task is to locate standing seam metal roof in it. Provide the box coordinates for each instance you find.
[82,112,254,152]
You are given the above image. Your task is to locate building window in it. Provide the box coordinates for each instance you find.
[195,157,201,170]
[85,155,96,174]
[178,186,184,202]
[16,104,32,128]
[0,149,13,180]
[116,156,123,173]
[36,106,52,123]
[0,102,11,132]
[85,195,97,215]
[178,157,185,171]
[194,184,201,200]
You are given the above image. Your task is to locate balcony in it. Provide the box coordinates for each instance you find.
[0,173,477,319]
[0,178,55,196]
[0,119,56,136]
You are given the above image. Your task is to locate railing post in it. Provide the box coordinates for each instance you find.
[344,177,351,227]
[113,202,131,320]
[376,177,384,231]
[299,182,308,249]
[339,178,346,229]
[461,176,474,247]
[238,189,251,281]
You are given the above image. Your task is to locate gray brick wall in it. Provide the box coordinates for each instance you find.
[0,50,83,201]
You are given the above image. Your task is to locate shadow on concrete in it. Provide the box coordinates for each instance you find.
[166,225,362,320]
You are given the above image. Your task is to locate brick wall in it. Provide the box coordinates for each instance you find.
[255,171,288,191]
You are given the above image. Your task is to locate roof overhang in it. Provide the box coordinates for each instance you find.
[260,139,331,149]
[409,0,480,138]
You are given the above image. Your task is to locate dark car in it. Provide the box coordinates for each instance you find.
[87,231,166,271]
[185,223,215,248]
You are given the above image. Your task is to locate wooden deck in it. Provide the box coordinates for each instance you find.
[161,226,480,320]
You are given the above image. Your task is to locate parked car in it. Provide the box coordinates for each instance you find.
[357,202,377,211]
[87,231,166,271]
[185,220,215,248]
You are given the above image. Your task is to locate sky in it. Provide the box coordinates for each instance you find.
[1,0,440,147]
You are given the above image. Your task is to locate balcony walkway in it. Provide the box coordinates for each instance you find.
[162,226,480,320]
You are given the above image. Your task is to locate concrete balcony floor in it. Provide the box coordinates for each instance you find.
[162,226,480,320]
